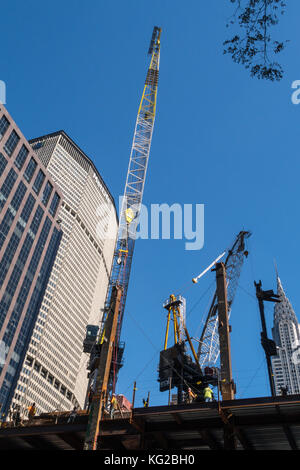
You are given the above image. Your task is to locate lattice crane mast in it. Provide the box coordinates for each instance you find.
[196,231,251,368]
[83,27,161,450]
[107,26,161,392]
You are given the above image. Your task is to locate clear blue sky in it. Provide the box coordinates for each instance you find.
[2,0,300,406]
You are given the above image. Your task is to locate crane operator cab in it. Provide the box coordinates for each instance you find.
[83,325,99,354]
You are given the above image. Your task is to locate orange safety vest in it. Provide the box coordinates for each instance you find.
[28,406,36,416]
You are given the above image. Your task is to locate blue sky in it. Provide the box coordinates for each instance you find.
[2,0,300,406]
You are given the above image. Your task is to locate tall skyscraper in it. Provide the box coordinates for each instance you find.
[0,106,62,417]
[271,274,300,395]
[11,131,118,416]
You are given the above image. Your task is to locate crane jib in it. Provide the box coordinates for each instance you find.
[197,231,251,367]
[83,27,162,451]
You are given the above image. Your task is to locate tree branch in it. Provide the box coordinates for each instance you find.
[224,0,288,81]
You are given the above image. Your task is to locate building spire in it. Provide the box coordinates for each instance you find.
[274,258,279,279]
[274,260,285,300]
[271,266,300,396]
[273,266,297,326]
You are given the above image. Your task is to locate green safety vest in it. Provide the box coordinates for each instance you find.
[204,388,213,398]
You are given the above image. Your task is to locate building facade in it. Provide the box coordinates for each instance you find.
[271,275,300,395]
[0,106,62,417]
[11,131,118,416]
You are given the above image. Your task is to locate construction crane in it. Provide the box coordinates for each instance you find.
[197,231,251,367]
[158,232,250,405]
[158,295,218,404]
[83,26,161,450]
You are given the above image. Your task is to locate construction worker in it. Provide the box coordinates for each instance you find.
[67,406,78,424]
[187,387,197,404]
[110,394,118,419]
[203,385,213,403]
[8,407,14,424]
[28,402,36,424]
[143,398,149,408]
[280,385,288,397]
[13,405,21,427]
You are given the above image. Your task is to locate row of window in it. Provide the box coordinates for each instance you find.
[0,119,64,412]
[0,114,61,218]
[24,356,74,402]
[0,227,62,413]
[0,115,10,141]
[0,116,20,157]
[63,202,104,256]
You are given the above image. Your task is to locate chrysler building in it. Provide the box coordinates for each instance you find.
[271,275,300,395]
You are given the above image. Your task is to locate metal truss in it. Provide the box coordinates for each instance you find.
[197,231,251,368]
[100,28,161,393]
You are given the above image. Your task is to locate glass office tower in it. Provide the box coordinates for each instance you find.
[10,130,118,416]
[0,106,62,417]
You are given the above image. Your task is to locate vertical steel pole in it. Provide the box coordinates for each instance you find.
[132,381,137,410]
[254,281,276,397]
[84,286,122,450]
[215,262,235,401]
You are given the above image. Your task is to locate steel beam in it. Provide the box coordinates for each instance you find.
[84,286,123,450]
[199,429,222,450]
[215,262,235,401]
[275,405,298,450]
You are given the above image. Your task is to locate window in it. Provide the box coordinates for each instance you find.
[24,157,37,183]
[32,142,44,150]
[0,152,7,176]
[25,356,33,367]
[4,130,20,157]
[32,169,45,195]
[42,181,53,206]
[47,375,54,385]
[0,182,26,242]
[0,168,17,213]
[0,115,9,141]
[15,145,29,170]
[49,192,60,216]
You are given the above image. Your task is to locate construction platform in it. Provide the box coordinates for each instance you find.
[1,395,300,450]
